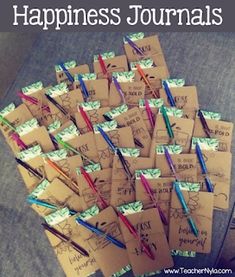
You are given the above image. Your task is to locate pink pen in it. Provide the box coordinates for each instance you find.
[18,91,50,113]
[140,173,168,225]
[11,133,28,150]
[144,99,155,129]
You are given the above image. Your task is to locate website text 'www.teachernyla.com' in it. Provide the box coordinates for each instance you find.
[164,267,233,275]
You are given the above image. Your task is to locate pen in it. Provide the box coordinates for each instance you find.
[80,166,108,209]
[135,64,160,98]
[102,114,144,148]
[97,126,116,152]
[173,182,199,237]
[45,94,77,126]
[124,35,145,56]
[76,218,126,249]
[0,115,17,132]
[42,223,89,257]
[11,133,28,150]
[0,115,28,149]
[44,158,79,190]
[198,110,211,138]
[58,62,74,83]
[117,210,155,260]
[162,80,176,107]
[112,76,126,104]
[55,137,95,165]
[27,197,77,215]
[163,147,179,180]
[15,157,43,179]
[78,106,93,132]
[49,133,59,150]
[77,74,90,100]
[97,126,132,178]
[98,54,108,76]
[161,105,174,140]
[18,91,50,113]
[195,142,214,192]
[144,99,155,129]
[140,174,168,225]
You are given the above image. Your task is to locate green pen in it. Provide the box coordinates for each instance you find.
[55,136,95,165]
[0,115,17,131]
[161,105,174,139]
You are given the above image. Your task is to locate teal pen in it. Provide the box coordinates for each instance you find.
[161,105,174,139]
[76,218,126,249]
[173,182,199,237]
[27,197,77,215]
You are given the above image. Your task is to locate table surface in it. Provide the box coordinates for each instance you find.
[0,32,234,277]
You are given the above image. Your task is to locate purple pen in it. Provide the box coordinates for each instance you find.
[112,76,126,104]
[164,147,179,180]
[124,36,145,56]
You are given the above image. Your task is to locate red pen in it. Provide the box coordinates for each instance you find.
[136,64,159,98]
[117,210,155,260]
[78,106,93,132]
[140,174,168,225]
[18,91,50,113]
[80,167,108,209]
[98,54,108,76]
[144,99,155,129]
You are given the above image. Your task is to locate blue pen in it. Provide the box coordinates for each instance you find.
[27,197,77,215]
[97,126,117,153]
[195,142,214,192]
[97,126,132,178]
[59,62,74,83]
[77,74,90,100]
[76,218,126,249]
[162,80,176,107]
[173,182,199,237]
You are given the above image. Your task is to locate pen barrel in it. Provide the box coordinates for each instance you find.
[195,143,208,174]
[205,176,214,192]
[163,81,176,107]
[187,216,199,237]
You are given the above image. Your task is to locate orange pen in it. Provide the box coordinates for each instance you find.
[136,64,160,98]
[45,158,79,190]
